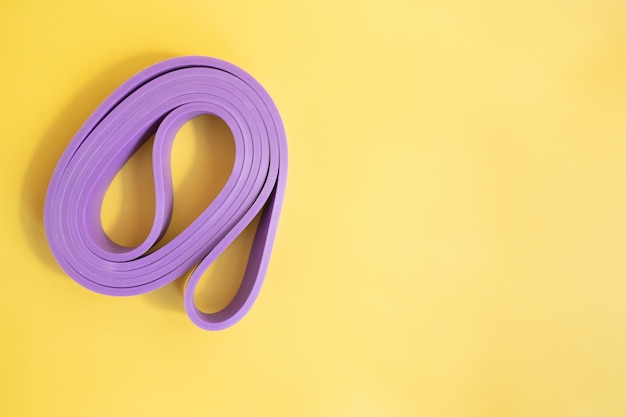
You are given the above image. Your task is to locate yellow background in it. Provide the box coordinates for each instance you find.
[2,0,626,415]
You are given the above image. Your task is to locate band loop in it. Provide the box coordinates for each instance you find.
[44,56,288,330]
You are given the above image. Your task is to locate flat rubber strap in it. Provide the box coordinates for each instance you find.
[44,56,288,330]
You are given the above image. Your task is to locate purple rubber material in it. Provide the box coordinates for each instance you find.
[44,56,288,330]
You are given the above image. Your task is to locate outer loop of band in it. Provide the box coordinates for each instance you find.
[44,56,288,330]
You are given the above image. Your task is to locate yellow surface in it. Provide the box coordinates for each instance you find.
[2,0,626,415]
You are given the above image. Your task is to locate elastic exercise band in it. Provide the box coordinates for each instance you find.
[44,56,288,330]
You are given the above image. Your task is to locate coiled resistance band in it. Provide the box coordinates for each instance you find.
[44,56,288,330]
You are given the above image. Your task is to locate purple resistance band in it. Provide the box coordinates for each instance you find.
[44,56,288,330]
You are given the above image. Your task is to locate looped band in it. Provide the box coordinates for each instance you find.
[44,56,288,330]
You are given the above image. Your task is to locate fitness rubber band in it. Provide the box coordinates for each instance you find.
[44,56,288,330]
